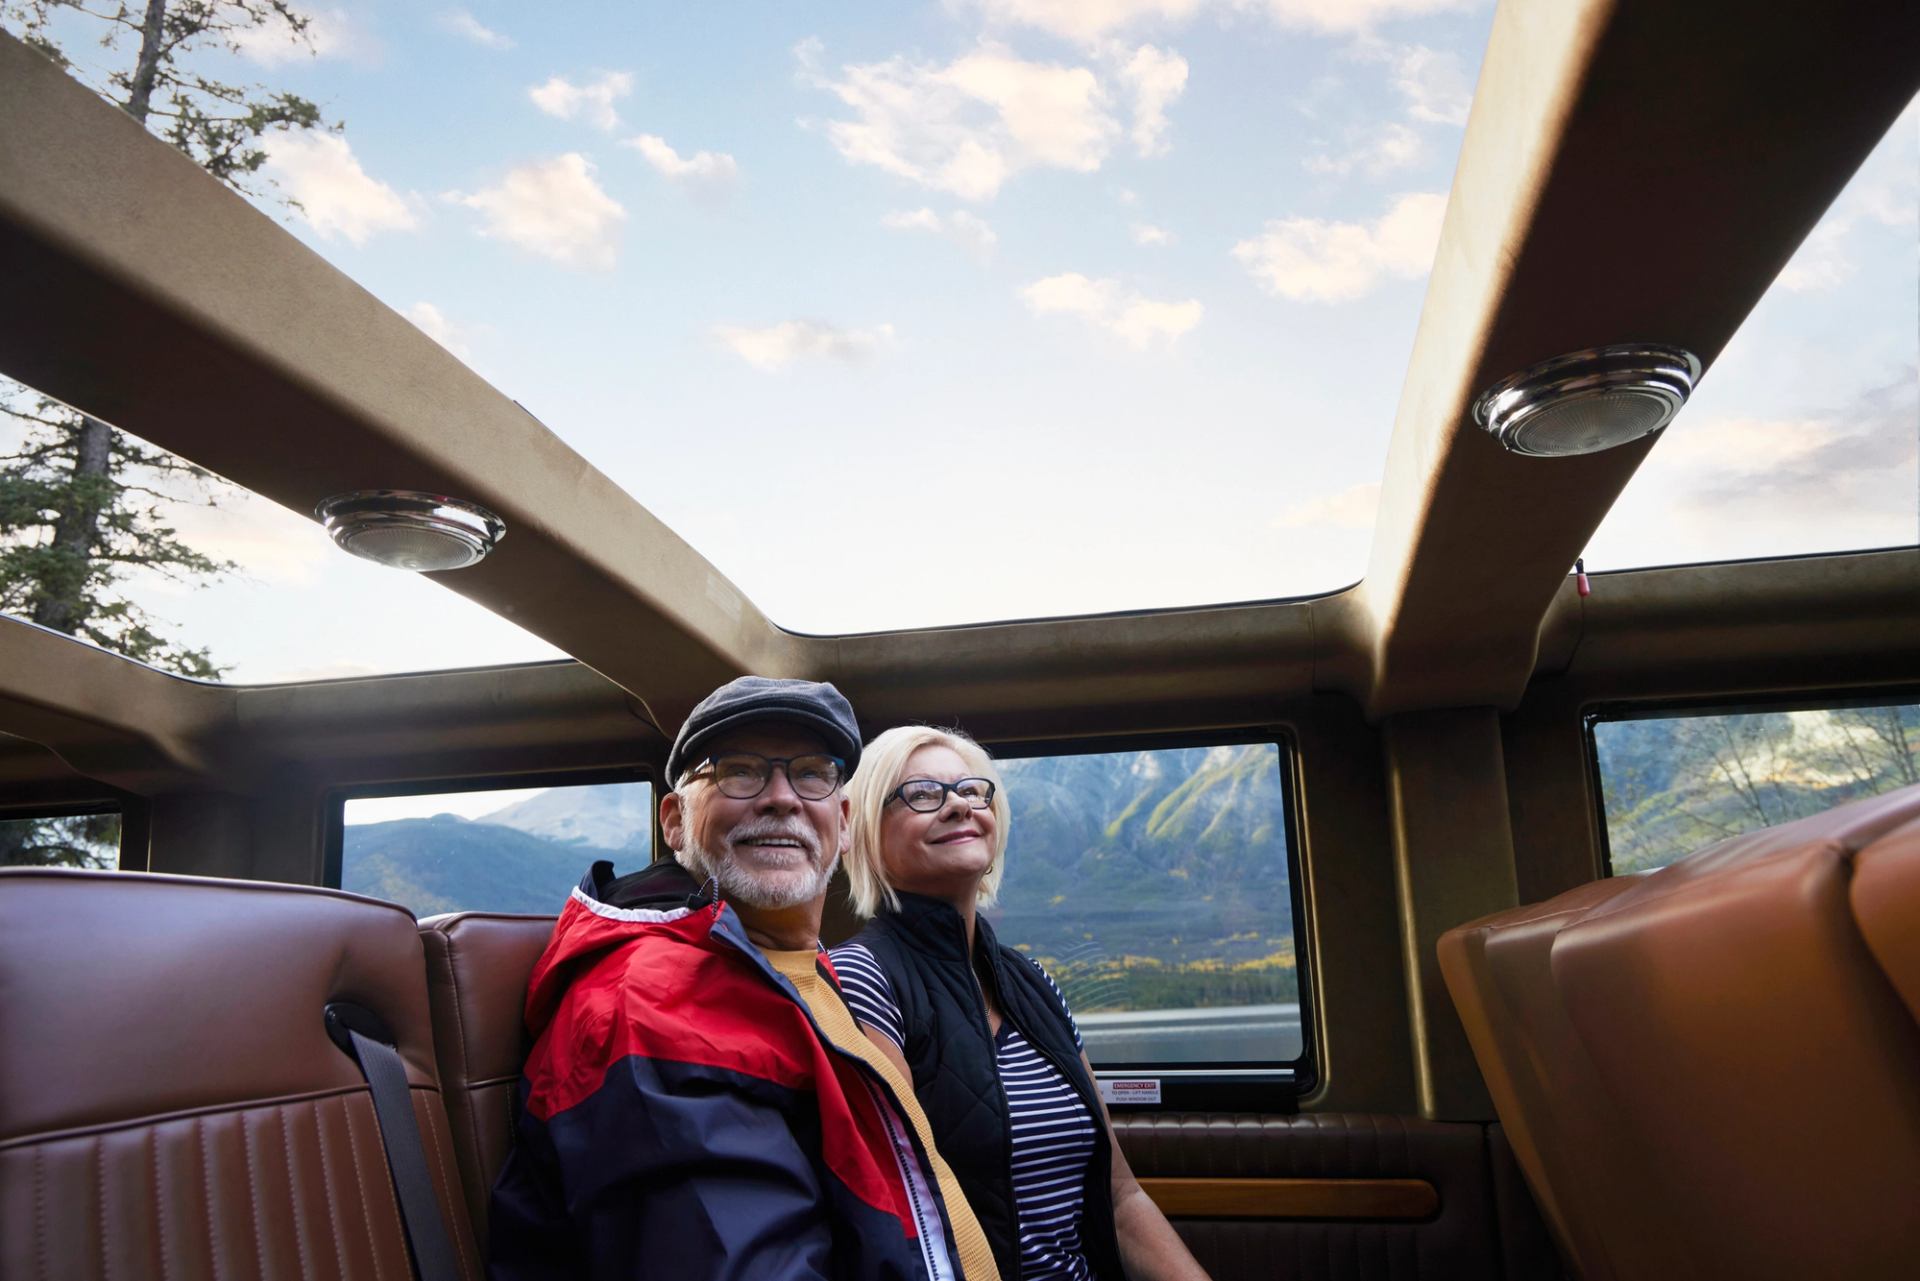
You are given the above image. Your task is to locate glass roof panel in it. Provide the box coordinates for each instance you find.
[0,398,561,683]
[1585,96,1919,573]
[3,2,1499,667]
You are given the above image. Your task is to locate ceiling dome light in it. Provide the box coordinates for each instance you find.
[1472,343,1701,457]
[315,490,505,572]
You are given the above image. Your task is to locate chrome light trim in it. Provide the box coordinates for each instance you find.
[315,490,506,571]
[1472,343,1702,457]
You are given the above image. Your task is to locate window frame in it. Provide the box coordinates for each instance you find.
[324,764,657,901]
[1583,686,1920,877]
[984,726,1315,1110]
[0,797,133,871]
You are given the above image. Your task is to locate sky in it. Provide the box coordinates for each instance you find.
[2,0,1914,684]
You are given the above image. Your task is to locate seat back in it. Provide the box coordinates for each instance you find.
[1851,814,1920,1025]
[1438,876,1683,1280]
[1442,782,1920,1281]
[0,868,482,1281]
[419,912,556,1250]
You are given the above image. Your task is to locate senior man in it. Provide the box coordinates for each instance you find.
[489,676,997,1281]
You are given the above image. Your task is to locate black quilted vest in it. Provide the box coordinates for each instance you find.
[849,894,1127,1281]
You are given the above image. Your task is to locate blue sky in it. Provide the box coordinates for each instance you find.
[5,1,1914,682]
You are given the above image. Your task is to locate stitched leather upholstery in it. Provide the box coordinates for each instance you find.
[418,912,555,1253]
[1442,782,1920,1281]
[0,868,482,1281]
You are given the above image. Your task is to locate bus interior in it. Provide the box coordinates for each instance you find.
[2,1,1918,1278]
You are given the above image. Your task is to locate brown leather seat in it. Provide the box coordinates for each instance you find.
[1436,876,1686,1280]
[1442,782,1920,1281]
[419,912,556,1251]
[1851,814,1920,1025]
[0,867,483,1281]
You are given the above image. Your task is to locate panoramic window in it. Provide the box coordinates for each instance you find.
[2,1,1500,643]
[1591,702,1920,875]
[339,779,652,916]
[986,740,1305,1076]
[1585,95,1918,574]
[0,807,121,871]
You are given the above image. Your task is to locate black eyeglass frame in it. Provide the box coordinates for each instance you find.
[688,752,848,801]
[884,777,998,813]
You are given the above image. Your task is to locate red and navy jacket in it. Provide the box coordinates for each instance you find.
[488,860,973,1281]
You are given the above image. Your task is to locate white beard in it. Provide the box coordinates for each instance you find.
[679,815,839,911]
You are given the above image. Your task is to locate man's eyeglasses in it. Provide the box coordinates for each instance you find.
[689,752,847,801]
[885,777,996,813]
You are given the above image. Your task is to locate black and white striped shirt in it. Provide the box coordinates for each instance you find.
[831,943,1099,1281]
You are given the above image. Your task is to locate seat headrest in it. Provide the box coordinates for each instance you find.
[0,868,437,1143]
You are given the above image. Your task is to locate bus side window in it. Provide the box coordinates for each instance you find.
[337,778,654,916]
[1592,702,1920,875]
[989,738,1310,1080]
[0,806,122,870]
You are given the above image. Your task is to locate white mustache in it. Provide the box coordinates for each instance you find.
[726,817,821,857]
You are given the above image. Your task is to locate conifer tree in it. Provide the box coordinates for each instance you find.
[0,811,119,869]
[0,0,335,677]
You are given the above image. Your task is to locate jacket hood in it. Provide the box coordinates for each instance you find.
[523,859,714,1035]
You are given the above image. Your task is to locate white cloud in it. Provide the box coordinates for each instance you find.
[625,133,740,190]
[883,207,945,233]
[1276,481,1380,529]
[967,0,1207,43]
[1114,44,1188,156]
[1776,219,1856,293]
[1386,43,1473,125]
[800,40,1120,201]
[232,6,360,65]
[713,321,897,372]
[446,154,626,271]
[439,9,511,50]
[1775,138,1916,293]
[1662,375,1919,528]
[263,132,419,245]
[403,302,473,361]
[1131,222,1173,245]
[1233,190,1447,302]
[1256,0,1480,35]
[966,0,1477,41]
[1021,272,1203,347]
[1594,373,1920,566]
[1303,121,1422,176]
[882,207,999,258]
[529,72,633,132]
[1303,40,1467,179]
[157,487,331,587]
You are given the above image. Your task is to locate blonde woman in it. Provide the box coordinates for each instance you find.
[829,726,1211,1281]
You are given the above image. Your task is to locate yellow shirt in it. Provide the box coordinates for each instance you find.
[763,948,1000,1281]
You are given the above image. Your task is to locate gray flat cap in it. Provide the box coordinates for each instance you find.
[665,676,861,783]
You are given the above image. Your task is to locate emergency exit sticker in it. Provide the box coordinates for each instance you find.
[1098,1078,1162,1106]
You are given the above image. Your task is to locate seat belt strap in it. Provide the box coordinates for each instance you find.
[327,1004,463,1281]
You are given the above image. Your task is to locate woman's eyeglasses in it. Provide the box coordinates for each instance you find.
[885,777,996,812]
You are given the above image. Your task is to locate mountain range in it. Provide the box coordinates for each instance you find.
[340,744,1299,968]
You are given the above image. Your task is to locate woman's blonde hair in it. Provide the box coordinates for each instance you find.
[844,724,1010,920]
